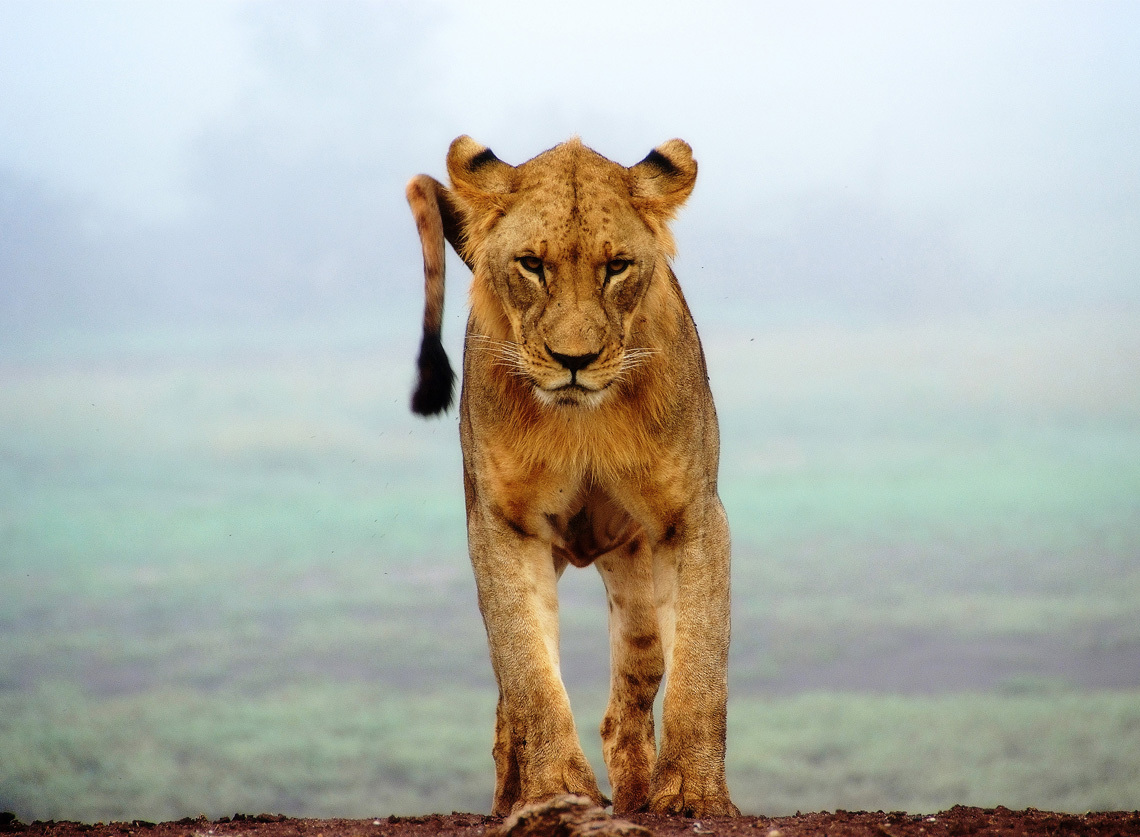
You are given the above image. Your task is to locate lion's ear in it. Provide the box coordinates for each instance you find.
[447,135,516,202]
[630,139,697,215]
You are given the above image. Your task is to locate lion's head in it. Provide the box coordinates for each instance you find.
[446,136,697,409]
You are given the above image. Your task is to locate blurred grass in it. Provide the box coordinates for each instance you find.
[2,684,1137,821]
[728,692,1140,815]
[0,683,494,822]
[1,310,1139,819]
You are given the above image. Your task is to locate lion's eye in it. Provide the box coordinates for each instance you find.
[518,256,544,275]
[604,259,631,286]
[606,259,630,277]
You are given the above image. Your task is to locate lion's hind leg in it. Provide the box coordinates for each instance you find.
[596,536,664,814]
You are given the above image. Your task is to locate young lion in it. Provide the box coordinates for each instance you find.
[406,136,737,818]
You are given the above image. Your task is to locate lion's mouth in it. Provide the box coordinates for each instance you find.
[555,381,592,393]
[535,380,608,409]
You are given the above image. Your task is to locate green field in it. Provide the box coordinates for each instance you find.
[1,310,1138,820]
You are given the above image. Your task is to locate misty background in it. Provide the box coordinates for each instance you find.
[2,0,1139,822]
[3,0,1137,333]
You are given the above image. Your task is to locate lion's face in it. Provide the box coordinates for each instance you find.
[448,138,697,409]
[481,163,661,407]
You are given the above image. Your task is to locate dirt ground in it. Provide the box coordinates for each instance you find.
[5,805,1140,837]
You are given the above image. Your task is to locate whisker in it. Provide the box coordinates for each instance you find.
[465,335,523,358]
[622,347,659,360]
[619,348,657,374]
[466,334,533,379]
[464,336,519,352]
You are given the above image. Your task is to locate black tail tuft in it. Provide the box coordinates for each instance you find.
[411,331,455,416]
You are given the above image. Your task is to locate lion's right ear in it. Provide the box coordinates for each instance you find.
[446,136,516,206]
[630,139,698,220]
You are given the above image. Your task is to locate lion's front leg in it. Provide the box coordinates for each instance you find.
[468,508,605,816]
[596,538,664,814]
[648,499,739,818]
[490,695,521,815]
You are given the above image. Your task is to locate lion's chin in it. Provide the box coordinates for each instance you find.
[533,383,608,410]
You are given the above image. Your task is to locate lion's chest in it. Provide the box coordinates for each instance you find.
[547,490,641,569]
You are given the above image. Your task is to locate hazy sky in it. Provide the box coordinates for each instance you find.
[2,0,1138,328]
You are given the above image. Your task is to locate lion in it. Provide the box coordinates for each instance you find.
[405,136,737,818]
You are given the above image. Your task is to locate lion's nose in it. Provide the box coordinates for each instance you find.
[546,345,600,373]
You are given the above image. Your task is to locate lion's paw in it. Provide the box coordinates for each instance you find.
[647,792,740,818]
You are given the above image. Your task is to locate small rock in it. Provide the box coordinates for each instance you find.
[497,795,652,837]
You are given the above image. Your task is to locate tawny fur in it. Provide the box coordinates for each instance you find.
[406,136,738,818]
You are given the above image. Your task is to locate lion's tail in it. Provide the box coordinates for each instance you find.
[405,174,461,416]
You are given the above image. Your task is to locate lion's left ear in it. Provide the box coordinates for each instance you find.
[630,139,697,217]
[446,135,516,205]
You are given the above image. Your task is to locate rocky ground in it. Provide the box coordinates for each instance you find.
[5,799,1139,837]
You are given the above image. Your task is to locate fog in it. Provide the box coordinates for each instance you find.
[3,3,1140,818]
[2,0,1137,335]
